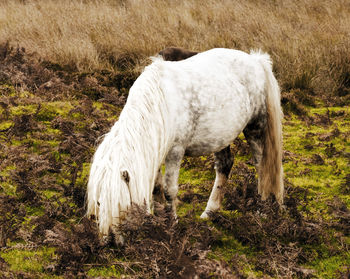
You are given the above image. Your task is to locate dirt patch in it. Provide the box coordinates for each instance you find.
[116,204,242,279]
[309,110,333,127]
[340,174,350,195]
[41,204,245,278]
[7,114,40,138]
[327,197,350,236]
[43,218,105,276]
[0,195,27,246]
[281,90,309,116]
[310,154,325,165]
[0,42,135,103]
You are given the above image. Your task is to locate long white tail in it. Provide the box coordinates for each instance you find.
[251,51,284,204]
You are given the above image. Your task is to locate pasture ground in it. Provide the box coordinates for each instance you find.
[0,42,349,279]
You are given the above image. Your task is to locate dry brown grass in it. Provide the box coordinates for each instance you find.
[0,0,349,99]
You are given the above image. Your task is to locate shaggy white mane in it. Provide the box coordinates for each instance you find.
[87,63,171,235]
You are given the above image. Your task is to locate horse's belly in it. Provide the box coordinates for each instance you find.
[185,139,231,156]
[184,110,249,156]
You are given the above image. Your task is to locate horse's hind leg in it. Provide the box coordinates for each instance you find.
[164,146,185,217]
[243,116,266,195]
[200,146,233,219]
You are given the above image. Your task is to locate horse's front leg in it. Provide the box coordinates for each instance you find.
[201,146,233,219]
[152,169,165,206]
[164,146,185,218]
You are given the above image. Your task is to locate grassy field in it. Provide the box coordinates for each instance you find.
[0,0,349,278]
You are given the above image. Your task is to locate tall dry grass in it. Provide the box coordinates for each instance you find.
[0,0,349,99]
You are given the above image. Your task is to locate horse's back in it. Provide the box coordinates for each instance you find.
[158,48,266,103]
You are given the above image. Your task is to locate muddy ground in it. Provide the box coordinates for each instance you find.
[0,44,349,278]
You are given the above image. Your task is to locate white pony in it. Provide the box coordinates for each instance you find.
[87,48,284,235]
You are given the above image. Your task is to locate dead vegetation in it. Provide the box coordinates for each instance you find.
[0,0,349,105]
[0,42,136,103]
[213,165,326,278]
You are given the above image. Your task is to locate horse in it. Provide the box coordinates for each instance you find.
[87,48,284,235]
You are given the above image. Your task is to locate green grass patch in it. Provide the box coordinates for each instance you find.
[0,120,12,130]
[177,202,202,218]
[93,101,121,121]
[26,205,45,217]
[0,246,56,274]
[41,189,60,199]
[309,253,350,279]
[208,229,260,277]
[178,168,214,186]
[0,181,16,196]
[10,104,38,115]
[0,165,16,195]
[40,102,74,118]
[75,162,91,187]
[87,265,125,278]
[283,106,350,211]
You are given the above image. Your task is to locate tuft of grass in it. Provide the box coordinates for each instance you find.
[0,246,56,274]
[309,254,350,279]
[178,167,214,186]
[87,265,124,277]
[0,121,12,130]
[36,102,74,121]
[10,105,38,116]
